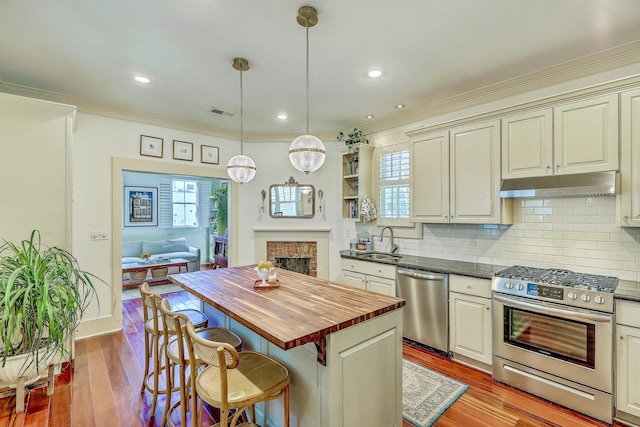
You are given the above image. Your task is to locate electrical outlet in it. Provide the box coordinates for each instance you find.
[91,230,109,241]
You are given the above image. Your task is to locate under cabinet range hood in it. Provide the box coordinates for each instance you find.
[499,171,617,199]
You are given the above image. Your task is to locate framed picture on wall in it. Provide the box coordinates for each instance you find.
[201,145,219,164]
[140,135,164,158]
[124,186,158,227]
[173,140,193,161]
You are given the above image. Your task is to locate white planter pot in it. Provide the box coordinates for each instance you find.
[0,348,54,389]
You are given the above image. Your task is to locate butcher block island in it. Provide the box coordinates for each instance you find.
[169,265,405,427]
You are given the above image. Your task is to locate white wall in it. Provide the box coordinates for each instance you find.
[392,197,640,281]
[71,112,238,337]
[58,61,640,338]
[238,141,344,282]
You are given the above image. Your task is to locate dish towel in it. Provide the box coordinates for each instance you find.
[360,195,377,222]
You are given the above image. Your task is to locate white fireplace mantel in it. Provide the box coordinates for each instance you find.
[254,227,331,280]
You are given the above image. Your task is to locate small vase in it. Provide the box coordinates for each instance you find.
[254,267,273,286]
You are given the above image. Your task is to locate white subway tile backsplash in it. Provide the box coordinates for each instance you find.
[391,196,640,281]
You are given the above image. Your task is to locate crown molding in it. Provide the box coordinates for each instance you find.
[3,40,640,141]
[361,40,640,135]
[0,82,339,143]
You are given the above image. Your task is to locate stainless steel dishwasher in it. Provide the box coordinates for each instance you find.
[396,268,448,353]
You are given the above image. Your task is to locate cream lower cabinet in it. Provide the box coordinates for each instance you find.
[448,275,492,370]
[340,258,396,296]
[615,300,640,423]
[619,88,640,227]
[409,119,511,224]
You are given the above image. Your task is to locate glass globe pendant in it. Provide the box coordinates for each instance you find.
[289,6,325,174]
[289,134,325,174]
[227,57,256,184]
[227,154,256,183]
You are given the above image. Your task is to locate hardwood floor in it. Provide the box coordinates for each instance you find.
[0,290,631,427]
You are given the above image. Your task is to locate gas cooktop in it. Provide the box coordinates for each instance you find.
[495,265,619,293]
[492,265,618,312]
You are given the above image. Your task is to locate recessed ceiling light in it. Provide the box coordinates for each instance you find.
[365,114,374,119]
[367,69,383,79]
[133,75,151,84]
[277,114,288,120]
[395,104,406,109]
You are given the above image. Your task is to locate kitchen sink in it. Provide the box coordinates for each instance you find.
[357,252,403,262]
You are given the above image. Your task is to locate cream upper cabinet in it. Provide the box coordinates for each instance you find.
[410,129,449,223]
[502,93,619,179]
[410,120,511,224]
[501,109,553,179]
[554,94,619,175]
[450,119,508,224]
[619,88,640,227]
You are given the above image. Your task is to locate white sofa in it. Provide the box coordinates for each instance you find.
[122,237,200,272]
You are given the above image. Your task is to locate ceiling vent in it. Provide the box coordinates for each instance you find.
[210,108,235,117]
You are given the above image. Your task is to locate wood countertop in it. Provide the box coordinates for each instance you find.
[169,265,405,363]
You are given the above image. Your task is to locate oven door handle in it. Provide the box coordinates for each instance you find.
[493,294,612,324]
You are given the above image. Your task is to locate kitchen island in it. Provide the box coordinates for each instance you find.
[169,265,405,427]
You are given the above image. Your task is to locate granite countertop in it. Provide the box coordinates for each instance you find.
[341,250,640,301]
[615,280,640,302]
[339,250,507,280]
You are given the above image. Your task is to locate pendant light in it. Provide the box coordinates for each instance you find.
[289,6,326,174]
[227,57,257,184]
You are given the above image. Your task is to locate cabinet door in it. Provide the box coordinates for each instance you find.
[367,275,395,297]
[450,120,502,224]
[410,129,450,223]
[501,109,553,178]
[342,270,366,289]
[554,93,619,175]
[449,292,492,366]
[616,324,640,417]
[620,88,640,227]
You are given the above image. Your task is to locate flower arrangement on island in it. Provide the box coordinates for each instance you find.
[255,260,277,286]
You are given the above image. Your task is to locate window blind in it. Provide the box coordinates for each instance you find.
[379,150,410,219]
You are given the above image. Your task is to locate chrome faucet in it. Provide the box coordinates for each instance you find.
[380,226,399,255]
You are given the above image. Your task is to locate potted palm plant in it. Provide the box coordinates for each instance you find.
[0,230,104,394]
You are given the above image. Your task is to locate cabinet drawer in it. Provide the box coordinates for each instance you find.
[449,274,491,298]
[340,258,396,280]
[616,300,640,328]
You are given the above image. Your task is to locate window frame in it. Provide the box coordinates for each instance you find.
[171,179,199,228]
[372,143,415,228]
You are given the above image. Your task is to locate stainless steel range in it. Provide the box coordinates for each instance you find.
[491,266,618,424]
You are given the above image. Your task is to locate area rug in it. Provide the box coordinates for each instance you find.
[121,283,184,301]
[403,359,468,427]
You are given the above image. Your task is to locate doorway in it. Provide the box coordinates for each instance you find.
[111,157,234,327]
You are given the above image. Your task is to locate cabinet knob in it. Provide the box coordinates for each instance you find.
[486,306,490,310]
[556,164,560,172]
[624,216,629,220]
[620,335,624,340]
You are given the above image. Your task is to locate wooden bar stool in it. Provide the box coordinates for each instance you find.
[159,298,242,427]
[185,320,290,427]
[138,282,208,416]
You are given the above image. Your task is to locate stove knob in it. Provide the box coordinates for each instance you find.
[594,295,606,305]
[580,293,591,302]
[567,291,578,300]
[516,283,524,291]
[505,282,514,289]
